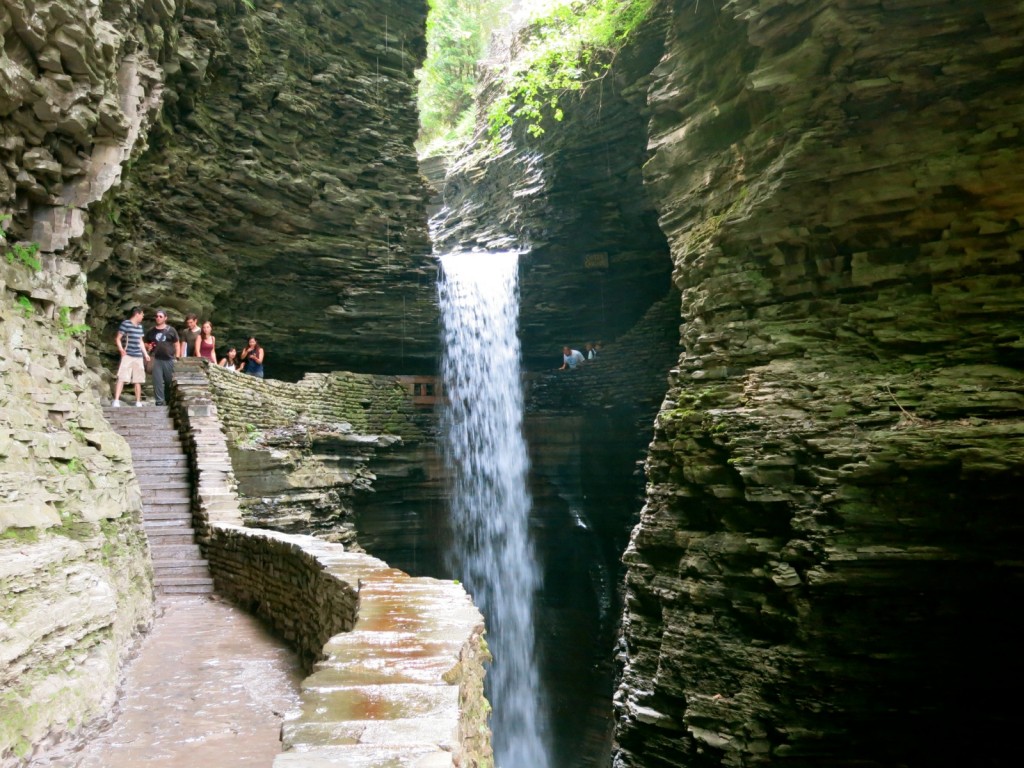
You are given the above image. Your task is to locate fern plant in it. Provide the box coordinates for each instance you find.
[1,214,42,271]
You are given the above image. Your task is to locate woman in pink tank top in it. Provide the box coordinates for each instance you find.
[195,320,217,363]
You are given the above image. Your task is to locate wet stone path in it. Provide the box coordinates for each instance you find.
[69,595,302,768]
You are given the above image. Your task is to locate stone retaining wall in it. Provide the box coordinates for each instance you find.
[196,362,432,546]
[169,363,493,767]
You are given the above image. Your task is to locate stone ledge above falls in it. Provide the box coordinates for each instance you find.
[169,361,492,767]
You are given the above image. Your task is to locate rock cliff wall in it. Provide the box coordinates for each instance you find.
[430,14,673,371]
[2,0,431,761]
[428,10,679,764]
[86,0,434,378]
[2,0,173,761]
[614,1,1024,766]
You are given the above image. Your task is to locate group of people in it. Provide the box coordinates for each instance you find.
[559,341,602,371]
[112,307,266,407]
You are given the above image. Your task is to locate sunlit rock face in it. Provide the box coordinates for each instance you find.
[88,0,435,379]
[614,1,1024,766]
[429,30,672,372]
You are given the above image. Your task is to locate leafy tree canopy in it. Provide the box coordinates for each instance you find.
[417,0,653,156]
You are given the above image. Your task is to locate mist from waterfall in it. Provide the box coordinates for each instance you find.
[438,251,550,768]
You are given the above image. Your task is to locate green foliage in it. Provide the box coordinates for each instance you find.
[487,0,654,139]
[236,422,261,447]
[0,214,42,272]
[417,0,508,154]
[57,306,91,340]
[16,296,33,318]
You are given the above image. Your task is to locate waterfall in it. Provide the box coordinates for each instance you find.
[438,251,550,768]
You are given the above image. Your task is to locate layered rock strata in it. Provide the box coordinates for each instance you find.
[203,362,429,548]
[429,11,672,371]
[0,256,152,764]
[2,0,433,761]
[428,11,678,764]
[1,0,174,757]
[88,0,435,378]
[614,1,1024,766]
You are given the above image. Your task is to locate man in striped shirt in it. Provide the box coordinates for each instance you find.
[112,306,150,407]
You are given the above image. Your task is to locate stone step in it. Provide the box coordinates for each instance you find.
[145,531,195,546]
[156,579,215,595]
[143,500,191,514]
[137,474,191,488]
[140,483,192,497]
[149,542,204,560]
[104,415,175,428]
[143,500,191,512]
[145,508,193,523]
[126,454,189,466]
[106,416,177,428]
[145,518,194,528]
[130,455,185,467]
[152,573,210,589]
[151,557,209,573]
[143,503,191,518]
[120,437,183,450]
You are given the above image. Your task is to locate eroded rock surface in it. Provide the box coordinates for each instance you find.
[205,364,430,548]
[2,0,431,761]
[614,1,1024,765]
[1,255,152,765]
[89,0,435,378]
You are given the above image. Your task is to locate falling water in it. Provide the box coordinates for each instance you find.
[438,251,550,768]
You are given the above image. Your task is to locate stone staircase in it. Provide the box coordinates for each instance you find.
[104,404,214,595]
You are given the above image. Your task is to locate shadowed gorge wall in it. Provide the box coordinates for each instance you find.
[5,0,1024,764]
[88,0,435,378]
[613,1,1024,766]
[430,12,672,371]
[428,1,1024,765]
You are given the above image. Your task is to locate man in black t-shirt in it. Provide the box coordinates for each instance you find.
[143,310,180,406]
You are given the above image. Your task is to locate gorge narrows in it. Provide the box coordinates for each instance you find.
[438,252,551,767]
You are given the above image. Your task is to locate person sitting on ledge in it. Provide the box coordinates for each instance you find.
[560,345,585,371]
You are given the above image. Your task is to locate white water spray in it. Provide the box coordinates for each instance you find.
[438,251,550,768]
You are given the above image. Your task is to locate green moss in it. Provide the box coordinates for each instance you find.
[50,521,98,542]
[1,527,39,543]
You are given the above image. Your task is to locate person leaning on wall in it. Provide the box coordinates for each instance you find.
[560,345,585,371]
[239,336,265,378]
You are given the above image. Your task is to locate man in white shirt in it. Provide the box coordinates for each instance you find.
[560,346,585,370]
